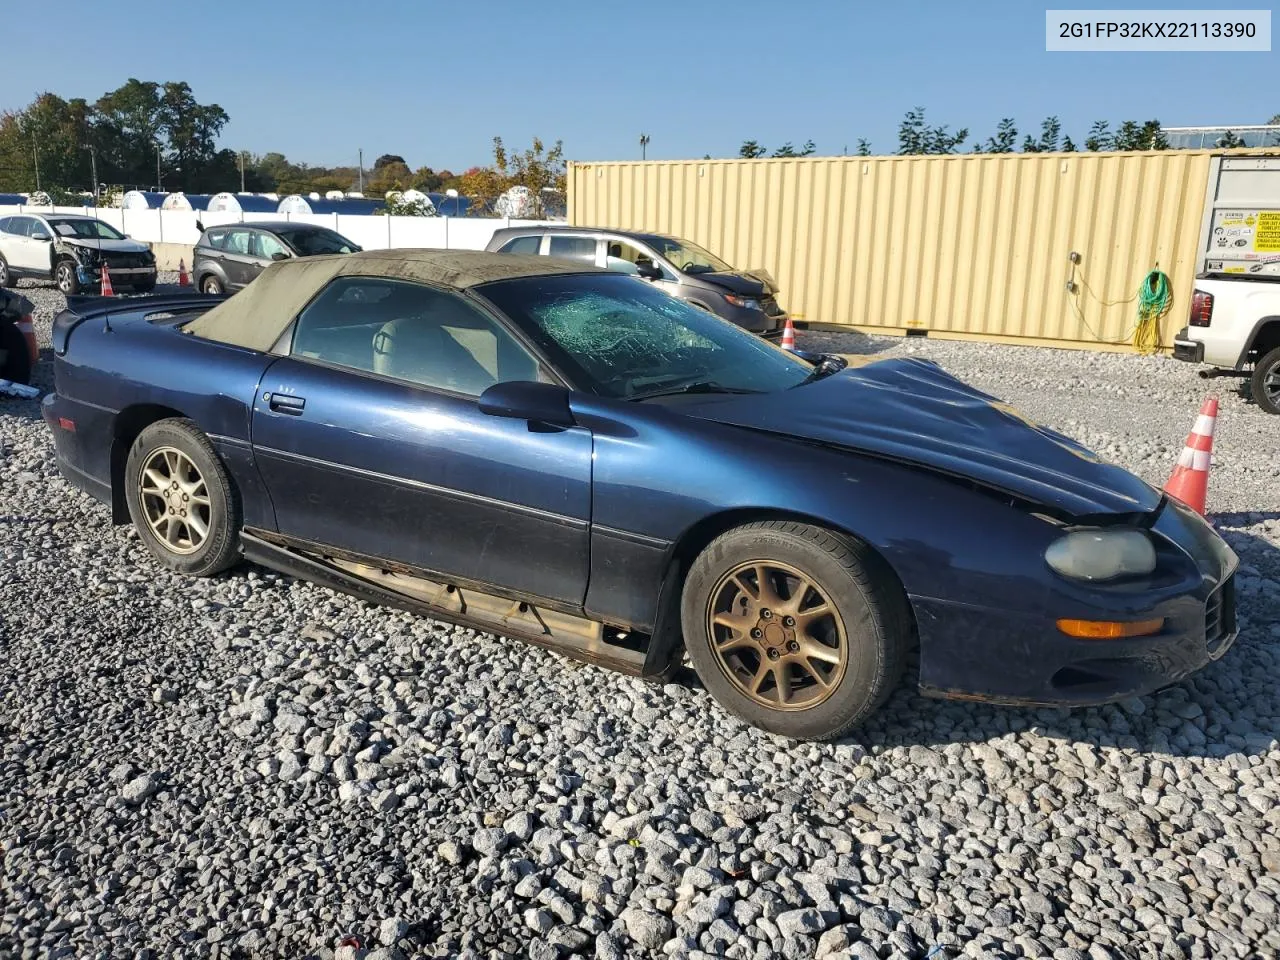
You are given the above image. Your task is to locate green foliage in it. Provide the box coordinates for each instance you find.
[772,140,815,158]
[1021,117,1061,153]
[377,194,436,216]
[980,118,1018,154]
[1216,130,1246,148]
[373,154,405,169]
[855,139,872,157]
[1085,121,1112,151]
[898,107,968,155]
[738,140,768,159]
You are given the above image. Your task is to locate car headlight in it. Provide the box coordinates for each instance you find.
[723,293,761,310]
[1044,529,1156,582]
[72,246,99,262]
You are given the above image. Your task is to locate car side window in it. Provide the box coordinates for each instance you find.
[223,229,251,256]
[291,277,544,397]
[547,236,597,262]
[604,240,654,276]
[0,218,10,234]
[7,216,34,237]
[252,232,289,260]
[203,228,228,251]
[499,235,541,255]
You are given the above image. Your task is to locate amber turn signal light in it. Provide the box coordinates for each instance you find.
[1056,618,1164,639]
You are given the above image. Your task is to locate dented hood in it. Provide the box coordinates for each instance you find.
[684,358,1161,517]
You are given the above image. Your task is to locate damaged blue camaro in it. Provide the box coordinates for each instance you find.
[43,250,1239,739]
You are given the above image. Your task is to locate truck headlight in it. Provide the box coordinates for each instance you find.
[1044,529,1156,582]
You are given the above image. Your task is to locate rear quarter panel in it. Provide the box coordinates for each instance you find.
[53,313,278,529]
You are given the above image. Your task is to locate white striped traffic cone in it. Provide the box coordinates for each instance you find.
[779,316,796,351]
[100,263,115,297]
[1164,396,1217,515]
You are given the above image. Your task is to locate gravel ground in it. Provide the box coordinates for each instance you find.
[1,279,1277,960]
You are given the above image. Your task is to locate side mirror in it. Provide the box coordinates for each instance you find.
[271,251,290,261]
[30,231,50,242]
[635,258,662,280]
[478,381,575,428]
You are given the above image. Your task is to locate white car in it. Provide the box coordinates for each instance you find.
[0,213,157,295]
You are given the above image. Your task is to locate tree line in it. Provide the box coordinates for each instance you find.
[733,107,1280,159]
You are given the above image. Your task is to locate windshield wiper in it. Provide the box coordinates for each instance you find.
[633,380,764,400]
[794,355,848,387]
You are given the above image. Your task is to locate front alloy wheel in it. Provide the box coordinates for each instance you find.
[707,560,847,709]
[682,520,909,740]
[1252,346,1280,415]
[55,260,81,295]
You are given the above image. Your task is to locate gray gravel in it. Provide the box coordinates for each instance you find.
[1,280,1278,959]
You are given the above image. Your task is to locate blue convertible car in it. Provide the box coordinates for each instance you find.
[43,250,1239,739]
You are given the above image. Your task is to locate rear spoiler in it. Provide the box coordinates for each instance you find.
[53,292,226,356]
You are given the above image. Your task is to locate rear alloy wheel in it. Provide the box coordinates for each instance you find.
[682,520,909,740]
[1252,347,1280,416]
[0,254,11,287]
[200,275,223,295]
[55,260,80,296]
[125,419,242,577]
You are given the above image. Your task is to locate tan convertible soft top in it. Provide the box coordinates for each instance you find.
[184,248,602,353]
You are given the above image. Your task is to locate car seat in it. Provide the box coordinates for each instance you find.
[371,313,497,395]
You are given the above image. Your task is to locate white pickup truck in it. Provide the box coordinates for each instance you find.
[1173,157,1280,414]
[1174,275,1280,414]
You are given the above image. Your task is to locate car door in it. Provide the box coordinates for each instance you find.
[248,230,290,279]
[5,217,46,272]
[250,275,594,607]
[219,228,258,289]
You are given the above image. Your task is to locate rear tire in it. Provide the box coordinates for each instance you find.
[200,274,223,295]
[55,260,80,296]
[0,320,31,384]
[0,254,12,288]
[1251,347,1280,416]
[681,520,909,740]
[124,418,242,577]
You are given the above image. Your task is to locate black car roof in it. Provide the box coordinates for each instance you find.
[206,221,336,234]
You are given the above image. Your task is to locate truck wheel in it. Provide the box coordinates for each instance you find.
[0,320,31,384]
[681,520,909,740]
[1252,347,1280,415]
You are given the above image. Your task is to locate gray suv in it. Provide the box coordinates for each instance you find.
[485,225,787,338]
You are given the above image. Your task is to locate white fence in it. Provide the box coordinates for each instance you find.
[0,205,554,251]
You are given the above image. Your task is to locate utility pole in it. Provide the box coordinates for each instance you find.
[83,144,98,205]
[17,116,40,191]
[239,151,246,192]
[640,133,650,160]
[358,148,364,193]
[156,143,162,191]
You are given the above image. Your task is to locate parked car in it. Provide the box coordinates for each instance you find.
[43,250,1238,740]
[192,221,361,294]
[0,288,38,384]
[1174,275,1280,414]
[486,225,787,338]
[0,213,157,295]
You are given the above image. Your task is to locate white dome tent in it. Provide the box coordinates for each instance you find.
[207,192,281,214]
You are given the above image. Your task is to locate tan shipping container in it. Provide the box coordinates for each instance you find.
[568,150,1275,352]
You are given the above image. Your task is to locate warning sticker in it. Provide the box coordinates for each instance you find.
[1255,212,1280,253]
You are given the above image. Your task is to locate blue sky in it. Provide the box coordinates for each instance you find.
[2,0,1275,170]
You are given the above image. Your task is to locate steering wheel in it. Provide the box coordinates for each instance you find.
[681,261,697,272]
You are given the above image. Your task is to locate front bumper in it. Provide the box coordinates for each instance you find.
[915,498,1239,707]
[1173,325,1205,363]
[78,263,157,286]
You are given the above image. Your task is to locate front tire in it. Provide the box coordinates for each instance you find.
[1251,347,1280,416]
[124,419,242,577]
[200,274,224,295]
[0,254,12,288]
[681,520,909,740]
[55,260,81,296]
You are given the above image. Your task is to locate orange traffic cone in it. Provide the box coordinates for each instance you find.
[780,316,797,351]
[99,263,114,297]
[178,258,190,287]
[1164,396,1218,515]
